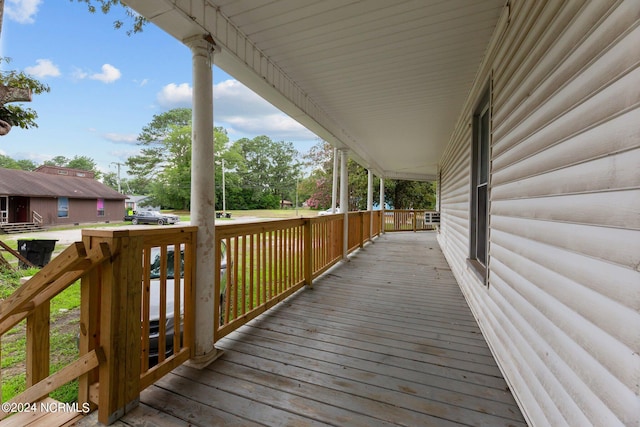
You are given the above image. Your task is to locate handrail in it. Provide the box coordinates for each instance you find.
[0,241,111,422]
[214,212,383,341]
[383,209,440,232]
[215,218,307,340]
[32,210,43,226]
[79,226,197,423]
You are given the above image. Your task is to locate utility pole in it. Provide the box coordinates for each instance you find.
[111,162,124,193]
[295,176,299,217]
[221,158,226,216]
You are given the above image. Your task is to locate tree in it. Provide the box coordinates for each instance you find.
[126,108,234,209]
[44,155,102,179]
[126,108,192,186]
[71,0,147,35]
[386,180,435,209]
[0,154,36,170]
[302,140,334,209]
[0,58,50,135]
[232,135,301,209]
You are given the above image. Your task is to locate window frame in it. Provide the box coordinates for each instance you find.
[58,197,69,218]
[97,198,105,217]
[469,86,491,283]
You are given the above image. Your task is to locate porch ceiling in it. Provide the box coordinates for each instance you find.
[123,0,505,181]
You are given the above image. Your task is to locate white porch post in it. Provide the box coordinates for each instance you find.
[339,148,349,259]
[380,177,385,234]
[331,147,339,213]
[367,169,373,239]
[186,35,219,367]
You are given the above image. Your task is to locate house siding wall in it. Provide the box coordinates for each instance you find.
[31,197,124,226]
[437,1,640,426]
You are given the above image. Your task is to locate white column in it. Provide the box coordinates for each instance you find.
[380,177,385,234]
[331,147,338,213]
[367,169,373,240]
[339,148,349,259]
[186,35,218,367]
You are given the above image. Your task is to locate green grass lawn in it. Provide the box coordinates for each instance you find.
[0,266,81,403]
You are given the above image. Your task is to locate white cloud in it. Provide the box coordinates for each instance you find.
[104,133,138,144]
[213,79,315,141]
[157,83,192,108]
[24,59,60,78]
[154,78,317,142]
[71,67,88,80]
[90,64,121,83]
[5,0,42,24]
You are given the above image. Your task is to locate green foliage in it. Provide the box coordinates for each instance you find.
[71,0,147,35]
[0,58,50,130]
[232,135,301,209]
[43,155,102,179]
[0,154,37,170]
[0,274,81,402]
[301,140,435,210]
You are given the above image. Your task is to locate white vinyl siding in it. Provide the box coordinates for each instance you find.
[437,1,640,426]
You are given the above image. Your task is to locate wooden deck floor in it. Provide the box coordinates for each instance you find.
[78,232,526,426]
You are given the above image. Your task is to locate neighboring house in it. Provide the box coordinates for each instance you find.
[0,167,126,227]
[34,164,96,179]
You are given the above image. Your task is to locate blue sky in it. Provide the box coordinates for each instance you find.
[0,0,319,176]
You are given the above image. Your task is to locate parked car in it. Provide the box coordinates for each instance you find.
[317,207,342,216]
[130,211,180,225]
[147,242,228,365]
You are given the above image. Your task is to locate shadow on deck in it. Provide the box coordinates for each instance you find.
[76,232,526,426]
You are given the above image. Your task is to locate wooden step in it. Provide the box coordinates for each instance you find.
[0,223,45,234]
[0,398,84,427]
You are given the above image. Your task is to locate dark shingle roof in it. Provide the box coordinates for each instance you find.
[0,167,126,200]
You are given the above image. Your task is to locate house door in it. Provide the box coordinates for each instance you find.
[0,196,7,223]
[11,197,29,223]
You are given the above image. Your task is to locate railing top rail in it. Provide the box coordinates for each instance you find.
[215,218,306,238]
[0,242,111,336]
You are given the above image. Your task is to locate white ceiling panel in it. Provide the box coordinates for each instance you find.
[124,0,505,180]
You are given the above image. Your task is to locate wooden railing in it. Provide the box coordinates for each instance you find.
[79,226,196,423]
[0,212,386,425]
[0,226,196,425]
[0,241,112,425]
[214,212,382,340]
[383,209,440,232]
[32,210,43,226]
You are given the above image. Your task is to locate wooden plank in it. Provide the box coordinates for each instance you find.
[0,240,34,268]
[0,398,79,427]
[139,384,265,427]
[0,242,87,322]
[194,354,524,426]
[97,233,143,425]
[0,350,103,419]
[0,243,111,336]
[25,304,49,388]
[151,372,403,427]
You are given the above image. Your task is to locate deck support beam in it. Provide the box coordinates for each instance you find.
[367,169,374,240]
[380,177,385,234]
[331,147,339,213]
[339,148,349,260]
[186,35,221,368]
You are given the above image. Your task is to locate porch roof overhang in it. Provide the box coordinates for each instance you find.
[123,0,506,181]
